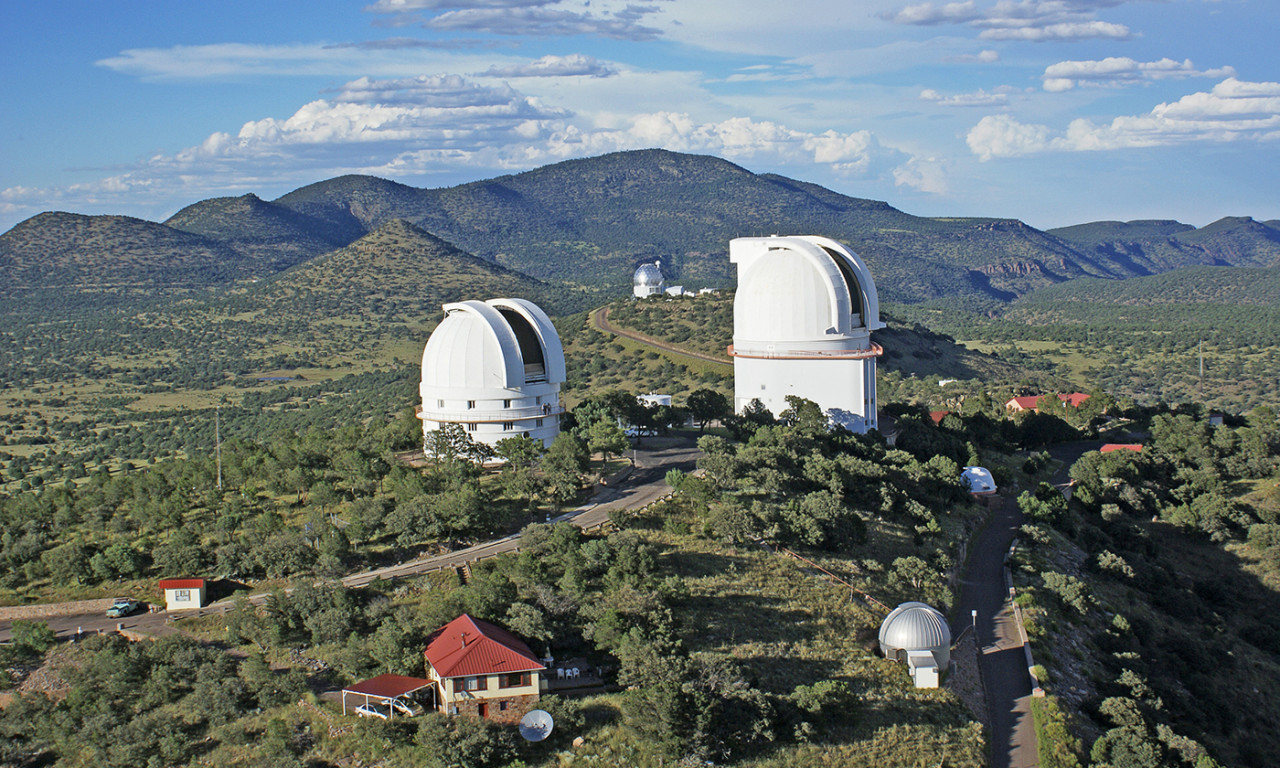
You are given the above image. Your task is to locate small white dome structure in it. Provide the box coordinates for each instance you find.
[633,261,665,298]
[729,236,885,433]
[879,601,951,687]
[961,466,997,495]
[419,298,565,451]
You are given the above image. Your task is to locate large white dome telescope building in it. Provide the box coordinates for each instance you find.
[729,236,885,433]
[419,298,565,450]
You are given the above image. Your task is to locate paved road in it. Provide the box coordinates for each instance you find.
[954,494,1039,768]
[0,438,701,643]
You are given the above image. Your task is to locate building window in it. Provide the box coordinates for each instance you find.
[437,399,444,408]
[175,589,190,601]
[499,672,529,689]
[503,399,511,408]
[536,395,542,405]
[499,701,509,711]
[463,676,487,691]
[467,400,476,409]
[502,421,514,431]
[466,423,477,432]
[536,419,543,427]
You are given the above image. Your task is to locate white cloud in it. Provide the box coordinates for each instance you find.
[478,54,617,78]
[1042,57,1237,90]
[946,49,1001,63]
[967,77,1280,159]
[920,87,1010,106]
[893,157,949,194]
[887,0,1132,42]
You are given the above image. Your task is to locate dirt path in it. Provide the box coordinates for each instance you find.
[592,306,732,366]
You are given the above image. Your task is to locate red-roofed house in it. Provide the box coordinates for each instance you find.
[158,578,206,611]
[929,410,950,425]
[1058,392,1091,408]
[1005,396,1040,413]
[424,614,546,722]
[1100,443,1143,454]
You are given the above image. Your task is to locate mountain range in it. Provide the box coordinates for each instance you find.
[2,149,1278,306]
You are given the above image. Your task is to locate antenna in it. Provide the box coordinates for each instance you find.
[518,709,554,742]
[215,405,223,491]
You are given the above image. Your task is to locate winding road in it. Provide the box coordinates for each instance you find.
[0,438,701,643]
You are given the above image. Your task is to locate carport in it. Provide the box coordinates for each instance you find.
[341,673,435,717]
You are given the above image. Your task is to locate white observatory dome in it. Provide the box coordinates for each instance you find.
[419,298,565,450]
[731,236,883,355]
[878,601,951,669]
[633,262,665,298]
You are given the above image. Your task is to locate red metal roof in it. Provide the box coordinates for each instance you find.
[929,410,950,425]
[1100,443,1143,453]
[344,673,433,699]
[1058,392,1091,407]
[424,614,544,679]
[158,579,205,589]
[1007,396,1040,411]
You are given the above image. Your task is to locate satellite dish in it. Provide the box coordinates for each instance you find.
[519,709,555,742]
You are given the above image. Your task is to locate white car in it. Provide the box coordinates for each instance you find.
[624,426,657,437]
[355,703,389,720]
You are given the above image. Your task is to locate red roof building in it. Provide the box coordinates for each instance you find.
[1005,396,1041,412]
[1100,443,1143,453]
[423,614,545,722]
[1058,392,1091,408]
[158,579,206,611]
[929,410,950,425]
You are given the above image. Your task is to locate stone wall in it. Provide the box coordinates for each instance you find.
[452,693,539,724]
[0,598,114,622]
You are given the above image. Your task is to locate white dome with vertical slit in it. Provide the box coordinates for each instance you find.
[419,298,565,451]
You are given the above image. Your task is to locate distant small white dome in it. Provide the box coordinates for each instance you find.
[634,262,664,287]
[879,602,951,668]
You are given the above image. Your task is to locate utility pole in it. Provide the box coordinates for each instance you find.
[215,405,223,491]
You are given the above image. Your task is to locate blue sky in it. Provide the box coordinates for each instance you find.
[2,0,1277,233]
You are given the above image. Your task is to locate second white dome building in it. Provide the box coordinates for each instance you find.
[419,298,565,450]
[729,236,885,433]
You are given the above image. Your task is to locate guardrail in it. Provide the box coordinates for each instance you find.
[1004,538,1045,698]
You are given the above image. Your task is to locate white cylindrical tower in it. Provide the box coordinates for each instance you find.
[729,236,884,433]
[419,298,565,450]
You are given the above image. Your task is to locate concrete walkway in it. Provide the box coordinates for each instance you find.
[954,494,1039,768]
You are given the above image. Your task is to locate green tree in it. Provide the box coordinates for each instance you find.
[687,388,730,431]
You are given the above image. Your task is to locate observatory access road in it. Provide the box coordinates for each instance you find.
[0,438,702,642]
[593,306,733,366]
[955,493,1039,768]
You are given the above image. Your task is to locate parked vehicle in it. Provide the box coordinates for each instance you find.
[355,703,389,719]
[624,426,657,438]
[389,698,423,717]
[105,598,139,618]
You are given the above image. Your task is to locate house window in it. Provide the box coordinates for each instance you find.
[499,672,529,689]
[466,423,477,432]
[174,589,190,601]
[463,676,487,691]
[500,701,509,711]
[467,400,476,409]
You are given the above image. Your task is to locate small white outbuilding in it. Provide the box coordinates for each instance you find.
[879,601,951,688]
[158,578,206,611]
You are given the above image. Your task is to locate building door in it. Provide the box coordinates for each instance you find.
[478,702,489,719]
